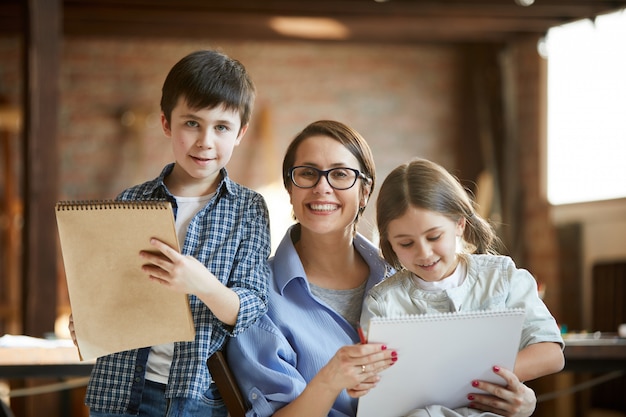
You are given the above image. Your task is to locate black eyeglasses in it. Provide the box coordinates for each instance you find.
[288,166,368,190]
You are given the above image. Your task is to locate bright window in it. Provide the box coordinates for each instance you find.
[545,9,626,205]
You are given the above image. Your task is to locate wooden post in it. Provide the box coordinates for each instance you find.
[21,1,62,415]
[22,0,60,338]
[0,105,22,336]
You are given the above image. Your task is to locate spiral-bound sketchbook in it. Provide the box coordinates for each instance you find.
[55,200,195,361]
[356,309,525,417]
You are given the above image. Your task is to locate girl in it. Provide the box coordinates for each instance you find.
[362,157,564,415]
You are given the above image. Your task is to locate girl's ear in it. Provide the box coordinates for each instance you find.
[456,216,467,236]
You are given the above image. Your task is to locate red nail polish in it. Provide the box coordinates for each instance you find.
[471,380,479,387]
[391,350,398,357]
[391,356,398,362]
[493,366,500,372]
[467,394,475,401]
[381,345,387,350]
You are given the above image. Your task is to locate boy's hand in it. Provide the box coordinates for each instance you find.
[141,238,240,326]
[67,314,78,347]
[140,238,215,296]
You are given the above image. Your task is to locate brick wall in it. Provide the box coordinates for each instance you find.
[0,34,561,321]
[510,38,561,319]
[55,39,465,241]
[3,28,567,387]
[506,37,566,417]
[0,32,574,416]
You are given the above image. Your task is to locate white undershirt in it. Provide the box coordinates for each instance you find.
[413,259,467,292]
[145,193,214,384]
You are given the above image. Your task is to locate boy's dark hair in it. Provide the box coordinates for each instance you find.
[160,50,256,131]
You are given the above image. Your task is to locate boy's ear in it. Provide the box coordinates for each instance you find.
[235,123,249,145]
[161,112,172,137]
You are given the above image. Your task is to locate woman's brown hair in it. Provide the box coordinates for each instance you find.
[282,120,375,233]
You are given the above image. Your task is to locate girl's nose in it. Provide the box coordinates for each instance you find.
[415,241,431,259]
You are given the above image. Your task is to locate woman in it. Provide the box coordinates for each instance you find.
[227,120,537,417]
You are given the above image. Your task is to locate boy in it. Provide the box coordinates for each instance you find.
[79,50,270,417]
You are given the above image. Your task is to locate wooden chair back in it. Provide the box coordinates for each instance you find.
[207,350,247,417]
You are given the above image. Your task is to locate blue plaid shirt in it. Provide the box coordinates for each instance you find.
[85,163,271,413]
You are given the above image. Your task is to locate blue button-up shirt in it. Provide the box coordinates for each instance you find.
[227,226,393,417]
[85,163,271,413]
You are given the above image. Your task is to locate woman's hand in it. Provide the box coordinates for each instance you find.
[467,366,536,417]
[315,343,397,398]
[274,343,397,417]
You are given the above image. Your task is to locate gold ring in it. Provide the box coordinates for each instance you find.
[361,365,366,373]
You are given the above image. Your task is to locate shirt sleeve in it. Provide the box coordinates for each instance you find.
[227,193,271,336]
[505,263,564,349]
[226,315,307,417]
[360,293,383,338]
[359,272,409,338]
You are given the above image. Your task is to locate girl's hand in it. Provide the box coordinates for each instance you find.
[314,343,397,398]
[467,366,536,417]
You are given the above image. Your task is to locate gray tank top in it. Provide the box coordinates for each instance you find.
[309,280,367,327]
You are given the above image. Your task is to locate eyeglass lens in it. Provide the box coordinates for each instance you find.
[291,166,359,190]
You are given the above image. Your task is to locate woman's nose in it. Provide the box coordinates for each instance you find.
[312,173,333,193]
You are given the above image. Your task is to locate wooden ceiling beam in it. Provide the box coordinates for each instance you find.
[60,8,566,43]
[2,0,626,42]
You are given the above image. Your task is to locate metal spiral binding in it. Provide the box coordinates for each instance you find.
[370,308,525,324]
[55,199,169,210]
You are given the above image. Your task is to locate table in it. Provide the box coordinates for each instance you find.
[563,334,626,373]
[557,334,626,415]
[0,345,93,378]
[0,362,93,379]
[0,343,94,416]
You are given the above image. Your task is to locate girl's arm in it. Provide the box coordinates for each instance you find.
[514,341,564,382]
[504,261,564,381]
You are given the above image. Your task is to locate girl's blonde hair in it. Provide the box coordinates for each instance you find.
[376,158,500,269]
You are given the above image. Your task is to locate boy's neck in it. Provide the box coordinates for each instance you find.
[165,166,221,197]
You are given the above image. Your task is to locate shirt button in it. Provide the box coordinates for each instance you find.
[251,393,258,400]
[134,376,142,383]
[135,365,144,372]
